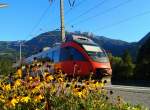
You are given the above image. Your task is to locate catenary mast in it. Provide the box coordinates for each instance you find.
[60,0,65,42]
[49,0,76,42]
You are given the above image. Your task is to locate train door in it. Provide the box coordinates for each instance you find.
[60,46,92,77]
[60,47,74,75]
[53,48,61,70]
[68,47,92,77]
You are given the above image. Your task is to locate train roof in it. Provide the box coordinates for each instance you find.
[24,45,60,64]
[23,35,98,64]
[65,35,97,45]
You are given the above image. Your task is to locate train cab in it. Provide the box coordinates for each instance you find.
[58,35,112,79]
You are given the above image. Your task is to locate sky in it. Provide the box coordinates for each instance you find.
[0,0,150,42]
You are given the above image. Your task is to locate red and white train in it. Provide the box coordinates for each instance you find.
[24,35,112,82]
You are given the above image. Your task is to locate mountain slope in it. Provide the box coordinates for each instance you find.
[23,31,132,56]
[0,31,149,61]
[138,32,150,45]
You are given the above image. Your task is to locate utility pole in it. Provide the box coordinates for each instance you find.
[60,0,65,42]
[49,0,76,42]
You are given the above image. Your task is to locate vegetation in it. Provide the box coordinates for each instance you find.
[0,57,14,76]
[109,36,150,81]
[0,64,147,110]
[135,37,150,80]
[109,50,135,80]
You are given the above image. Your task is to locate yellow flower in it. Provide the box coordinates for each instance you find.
[44,72,50,77]
[14,79,21,87]
[99,82,104,87]
[11,98,18,107]
[82,88,88,98]
[51,84,56,93]
[77,91,82,98]
[31,88,38,94]
[58,77,64,82]
[73,90,85,98]
[45,75,54,82]
[3,84,11,91]
[34,95,44,103]
[16,68,22,78]
[0,94,4,99]
[72,87,83,98]
[0,95,5,103]
[34,83,42,90]
[30,76,33,80]
[95,81,99,88]
[20,96,31,103]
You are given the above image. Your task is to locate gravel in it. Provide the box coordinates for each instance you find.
[107,88,150,109]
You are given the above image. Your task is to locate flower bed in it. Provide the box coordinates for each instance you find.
[0,60,148,110]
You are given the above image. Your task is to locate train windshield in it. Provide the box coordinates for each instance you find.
[82,45,109,62]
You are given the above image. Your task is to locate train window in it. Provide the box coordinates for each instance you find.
[53,51,57,62]
[60,47,70,61]
[48,51,52,60]
[83,45,102,52]
[69,47,86,61]
[53,49,60,62]
[60,47,86,61]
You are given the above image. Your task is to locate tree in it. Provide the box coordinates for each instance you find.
[122,50,132,64]
[135,37,150,80]
[120,50,135,79]
[109,55,123,80]
[0,57,14,76]
[109,51,134,80]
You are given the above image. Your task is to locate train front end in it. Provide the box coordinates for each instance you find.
[68,35,112,83]
[82,43,112,83]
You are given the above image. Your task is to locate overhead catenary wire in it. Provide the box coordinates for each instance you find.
[25,6,50,41]
[94,10,150,32]
[46,0,87,29]
[25,0,78,41]
[65,0,88,15]
[49,0,55,5]
[68,0,76,7]
[66,0,108,24]
[69,0,133,27]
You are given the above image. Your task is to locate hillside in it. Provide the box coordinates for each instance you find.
[0,30,149,61]
[0,41,19,61]
[138,32,150,45]
[135,36,150,79]
[22,31,139,58]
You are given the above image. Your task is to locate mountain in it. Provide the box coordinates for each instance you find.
[23,31,132,56]
[91,36,137,56]
[138,32,150,45]
[22,31,139,58]
[24,31,61,55]
[0,30,149,61]
[0,41,19,60]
